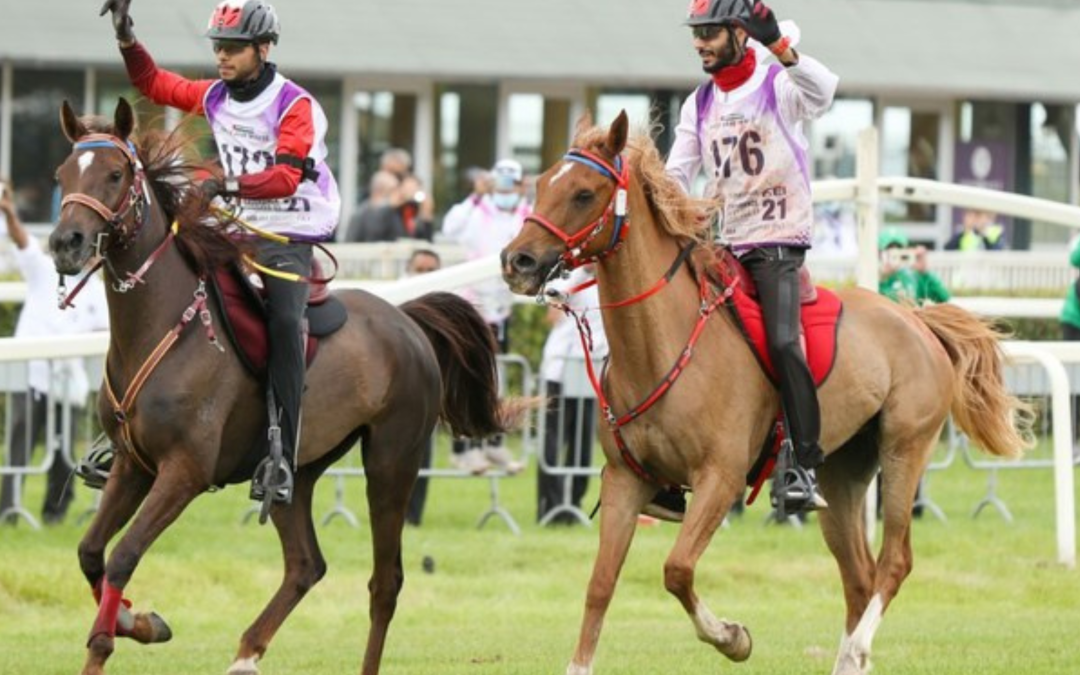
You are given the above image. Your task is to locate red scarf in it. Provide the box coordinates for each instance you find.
[711,48,757,92]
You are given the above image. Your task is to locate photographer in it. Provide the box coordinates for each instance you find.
[877,228,950,305]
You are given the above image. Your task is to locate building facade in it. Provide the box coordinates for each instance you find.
[1,0,1078,249]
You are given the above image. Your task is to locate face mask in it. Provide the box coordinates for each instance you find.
[492,192,520,211]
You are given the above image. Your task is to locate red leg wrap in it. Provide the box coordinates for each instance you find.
[88,580,123,645]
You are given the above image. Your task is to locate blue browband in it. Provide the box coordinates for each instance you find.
[563,150,629,256]
[565,151,623,181]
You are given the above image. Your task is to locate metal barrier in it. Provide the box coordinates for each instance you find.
[247,353,541,534]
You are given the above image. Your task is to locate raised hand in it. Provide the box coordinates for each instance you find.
[744,1,782,47]
[99,0,135,44]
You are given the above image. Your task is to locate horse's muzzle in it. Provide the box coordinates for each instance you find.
[49,226,93,275]
[501,248,551,296]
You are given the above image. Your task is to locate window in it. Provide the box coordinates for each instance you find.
[352,90,417,200]
[11,68,84,223]
[881,106,941,224]
[810,98,874,179]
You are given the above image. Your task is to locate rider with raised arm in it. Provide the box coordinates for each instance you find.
[664,0,838,515]
[99,0,341,505]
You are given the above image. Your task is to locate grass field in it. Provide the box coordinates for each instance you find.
[1,440,1078,675]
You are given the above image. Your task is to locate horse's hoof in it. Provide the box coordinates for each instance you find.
[125,612,173,644]
[565,662,592,675]
[227,656,260,675]
[723,623,752,663]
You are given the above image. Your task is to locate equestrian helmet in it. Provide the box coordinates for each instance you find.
[207,0,281,44]
[685,0,754,26]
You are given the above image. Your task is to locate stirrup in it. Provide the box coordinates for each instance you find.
[250,457,294,506]
[771,465,828,515]
[75,435,116,490]
[641,488,687,523]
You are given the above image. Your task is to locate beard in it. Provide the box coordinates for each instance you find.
[700,34,743,74]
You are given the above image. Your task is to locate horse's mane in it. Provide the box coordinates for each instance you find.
[571,121,719,272]
[81,115,250,274]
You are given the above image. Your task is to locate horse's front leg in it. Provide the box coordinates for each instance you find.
[566,466,654,675]
[82,461,205,675]
[664,470,751,662]
[228,468,326,675]
[76,452,172,648]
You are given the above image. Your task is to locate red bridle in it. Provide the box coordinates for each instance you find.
[524,148,631,269]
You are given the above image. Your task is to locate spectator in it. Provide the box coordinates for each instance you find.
[538,266,608,525]
[0,181,109,525]
[1060,233,1080,459]
[877,228,949,305]
[403,249,441,526]
[344,170,399,242]
[442,158,531,474]
[945,209,1007,251]
[379,147,435,241]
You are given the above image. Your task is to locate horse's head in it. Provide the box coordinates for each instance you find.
[50,98,146,274]
[501,111,630,296]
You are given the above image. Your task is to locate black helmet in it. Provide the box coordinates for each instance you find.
[685,0,753,26]
[206,0,281,44]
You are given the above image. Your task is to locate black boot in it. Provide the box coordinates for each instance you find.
[250,389,296,506]
[771,440,828,516]
[642,487,687,522]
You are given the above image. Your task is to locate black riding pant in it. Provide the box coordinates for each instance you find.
[256,240,313,464]
[739,246,822,468]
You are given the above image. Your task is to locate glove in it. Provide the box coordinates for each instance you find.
[99,0,136,44]
[200,177,239,202]
[744,1,782,47]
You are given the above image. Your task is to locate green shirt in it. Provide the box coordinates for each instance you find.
[1060,237,1080,330]
[879,268,950,305]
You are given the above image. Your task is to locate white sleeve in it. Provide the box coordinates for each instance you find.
[664,93,704,195]
[775,53,839,125]
[440,198,474,242]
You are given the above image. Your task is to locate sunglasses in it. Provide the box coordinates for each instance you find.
[211,39,253,55]
[691,25,725,40]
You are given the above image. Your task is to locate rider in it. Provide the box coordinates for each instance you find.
[663,0,838,516]
[99,0,341,505]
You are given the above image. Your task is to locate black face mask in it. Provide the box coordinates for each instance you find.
[226,61,277,102]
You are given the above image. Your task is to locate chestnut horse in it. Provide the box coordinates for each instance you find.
[501,112,1033,675]
[50,98,513,675]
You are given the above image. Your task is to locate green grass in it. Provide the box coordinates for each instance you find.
[1,441,1078,675]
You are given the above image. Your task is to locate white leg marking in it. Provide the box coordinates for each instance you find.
[226,656,259,675]
[78,151,96,176]
[566,662,592,675]
[549,161,574,185]
[832,593,884,675]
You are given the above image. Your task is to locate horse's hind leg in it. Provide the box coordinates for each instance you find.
[663,470,750,663]
[82,464,204,675]
[567,465,655,675]
[816,430,879,675]
[229,466,327,675]
[359,426,426,675]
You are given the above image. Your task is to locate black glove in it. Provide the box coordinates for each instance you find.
[200,177,239,203]
[744,1,782,46]
[99,0,136,44]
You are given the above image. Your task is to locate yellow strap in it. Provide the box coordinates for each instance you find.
[212,206,290,244]
[243,255,304,282]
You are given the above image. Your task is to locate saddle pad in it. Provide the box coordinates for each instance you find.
[728,285,842,388]
[210,266,347,376]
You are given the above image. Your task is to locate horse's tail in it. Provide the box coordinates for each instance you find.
[916,302,1035,458]
[401,292,532,438]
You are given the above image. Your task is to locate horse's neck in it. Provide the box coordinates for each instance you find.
[103,211,200,369]
[595,204,701,382]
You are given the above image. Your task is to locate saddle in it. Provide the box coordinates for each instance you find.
[208,259,348,377]
[712,248,842,388]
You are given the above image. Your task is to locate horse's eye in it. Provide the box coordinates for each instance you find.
[109,170,124,182]
[573,189,595,206]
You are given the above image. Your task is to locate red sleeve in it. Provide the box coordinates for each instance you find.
[236,98,314,200]
[121,42,213,114]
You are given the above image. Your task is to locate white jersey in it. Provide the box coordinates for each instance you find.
[666,39,838,252]
[204,74,340,241]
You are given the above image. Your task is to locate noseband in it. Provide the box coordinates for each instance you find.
[61,133,150,252]
[524,148,630,269]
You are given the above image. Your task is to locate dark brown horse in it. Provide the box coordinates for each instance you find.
[51,98,513,675]
[501,112,1034,675]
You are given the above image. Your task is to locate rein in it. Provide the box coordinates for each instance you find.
[525,149,630,269]
[534,146,734,489]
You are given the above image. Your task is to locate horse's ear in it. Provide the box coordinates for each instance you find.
[573,110,595,141]
[604,110,629,156]
[114,97,135,140]
[60,100,88,143]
